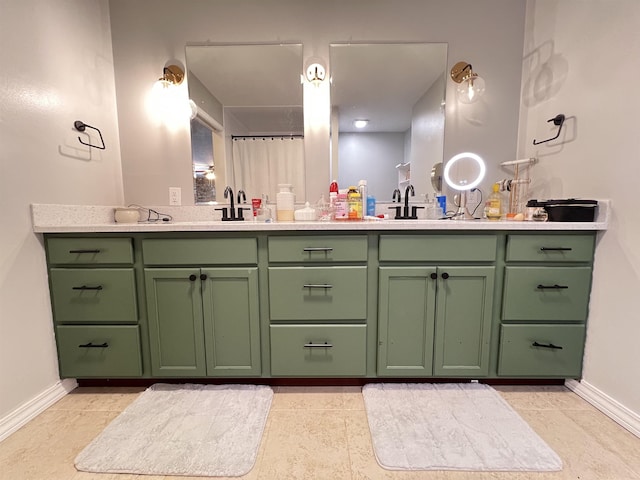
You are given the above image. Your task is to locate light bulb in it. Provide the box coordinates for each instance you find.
[353,119,369,129]
[456,74,485,104]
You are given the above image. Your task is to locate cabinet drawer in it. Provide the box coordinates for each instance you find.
[502,266,592,321]
[506,234,595,262]
[269,267,367,320]
[270,324,366,376]
[498,324,585,377]
[379,235,497,262]
[56,325,142,377]
[142,238,257,265]
[268,235,367,263]
[47,238,133,264]
[50,269,137,323]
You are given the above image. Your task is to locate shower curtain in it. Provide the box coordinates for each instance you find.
[231,137,305,202]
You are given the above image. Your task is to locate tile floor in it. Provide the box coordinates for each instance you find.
[1,385,639,480]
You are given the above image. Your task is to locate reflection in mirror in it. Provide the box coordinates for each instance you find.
[330,43,447,201]
[186,44,304,204]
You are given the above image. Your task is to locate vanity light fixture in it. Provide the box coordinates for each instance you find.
[305,63,326,87]
[156,65,185,88]
[353,119,369,129]
[450,61,486,104]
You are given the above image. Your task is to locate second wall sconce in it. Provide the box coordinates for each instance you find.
[450,61,486,104]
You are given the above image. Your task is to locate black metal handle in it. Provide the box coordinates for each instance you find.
[303,342,333,348]
[540,247,572,251]
[303,247,334,252]
[78,342,109,348]
[537,284,569,290]
[532,341,563,350]
[430,273,437,280]
[200,274,208,281]
[69,249,101,254]
[74,120,106,150]
[441,272,449,279]
[72,285,103,291]
[303,284,333,289]
[532,114,565,145]
[189,274,197,281]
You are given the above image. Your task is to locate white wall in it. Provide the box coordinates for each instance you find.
[519,1,640,418]
[108,0,526,206]
[0,0,123,423]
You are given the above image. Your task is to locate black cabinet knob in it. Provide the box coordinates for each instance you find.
[441,272,449,279]
[189,274,197,281]
[430,273,437,280]
[200,273,208,281]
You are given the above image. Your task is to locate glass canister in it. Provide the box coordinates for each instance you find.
[276,184,295,221]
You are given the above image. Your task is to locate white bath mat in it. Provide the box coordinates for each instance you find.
[362,383,562,472]
[75,383,273,477]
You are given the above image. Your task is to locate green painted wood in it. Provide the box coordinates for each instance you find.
[49,268,137,323]
[377,267,436,376]
[268,235,368,263]
[498,324,586,377]
[201,268,261,376]
[47,238,133,264]
[268,266,367,320]
[433,266,495,377]
[270,324,367,376]
[379,235,497,262]
[144,268,206,376]
[503,266,592,321]
[506,234,595,262]
[142,238,257,265]
[55,325,142,377]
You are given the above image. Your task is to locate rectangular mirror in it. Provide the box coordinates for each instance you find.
[330,43,448,201]
[186,44,305,204]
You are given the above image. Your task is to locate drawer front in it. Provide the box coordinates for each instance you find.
[56,325,142,377]
[502,266,592,321]
[142,238,257,265]
[270,324,366,376]
[506,234,595,262]
[269,267,367,320]
[268,235,367,263]
[379,235,497,262]
[47,238,133,264]
[50,269,137,323]
[498,324,585,377]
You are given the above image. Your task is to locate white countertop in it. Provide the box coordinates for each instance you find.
[31,202,610,233]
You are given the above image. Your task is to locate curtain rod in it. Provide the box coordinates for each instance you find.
[232,135,304,140]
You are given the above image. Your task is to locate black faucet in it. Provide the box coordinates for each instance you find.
[389,185,423,219]
[237,190,246,205]
[224,186,236,219]
[403,185,415,218]
[392,189,401,203]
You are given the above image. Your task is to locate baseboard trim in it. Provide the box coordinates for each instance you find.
[0,379,77,443]
[565,379,640,438]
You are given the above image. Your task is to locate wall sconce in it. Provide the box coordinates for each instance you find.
[149,64,196,129]
[450,61,486,104]
[305,63,326,87]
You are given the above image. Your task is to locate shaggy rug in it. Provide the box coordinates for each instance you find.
[362,383,562,471]
[75,383,273,477]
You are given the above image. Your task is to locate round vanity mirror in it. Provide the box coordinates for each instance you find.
[443,152,485,220]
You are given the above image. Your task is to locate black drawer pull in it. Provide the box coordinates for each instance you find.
[303,284,333,289]
[430,272,437,280]
[441,272,449,279]
[189,274,197,281]
[200,273,208,281]
[69,249,101,254]
[72,285,103,291]
[303,342,333,348]
[78,342,109,348]
[532,341,563,350]
[302,247,334,252]
[540,247,572,251]
[537,284,569,290]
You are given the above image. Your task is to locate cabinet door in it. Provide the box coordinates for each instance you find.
[377,267,437,376]
[144,268,206,377]
[201,268,261,376]
[433,266,495,377]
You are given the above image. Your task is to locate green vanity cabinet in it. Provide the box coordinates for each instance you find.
[498,233,596,378]
[377,235,496,377]
[142,238,261,378]
[377,265,495,377]
[45,237,142,378]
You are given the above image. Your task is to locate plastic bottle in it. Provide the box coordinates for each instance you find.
[347,186,362,220]
[329,179,339,194]
[484,183,503,220]
[276,184,295,221]
[358,180,367,218]
[366,195,376,216]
